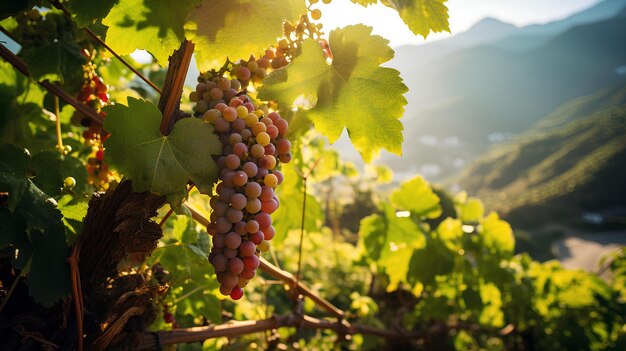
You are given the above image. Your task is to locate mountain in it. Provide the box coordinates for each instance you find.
[390,17,518,70]
[494,0,626,51]
[380,2,626,180]
[455,85,626,228]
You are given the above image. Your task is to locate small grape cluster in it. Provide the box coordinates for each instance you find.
[70,55,112,189]
[192,77,292,299]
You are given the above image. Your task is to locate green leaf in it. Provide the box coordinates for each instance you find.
[185,0,305,71]
[437,218,462,251]
[102,0,201,64]
[0,144,62,231]
[27,225,71,307]
[172,214,197,243]
[390,175,441,218]
[103,97,221,202]
[57,195,88,243]
[21,39,86,83]
[350,0,450,38]
[459,198,484,223]
[479,212,514,256]
[66,0,118,27]
[359,204,425,290]
[258,25,408,162]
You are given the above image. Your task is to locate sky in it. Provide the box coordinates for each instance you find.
[317,0,601,47]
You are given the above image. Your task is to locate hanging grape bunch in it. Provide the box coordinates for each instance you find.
[71,52,113,189]
[191,75,292,300]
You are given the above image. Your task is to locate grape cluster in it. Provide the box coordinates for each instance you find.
[192,78,292,300]
[70,56,112,189]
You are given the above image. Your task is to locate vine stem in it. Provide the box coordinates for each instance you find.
[54,96,63,152]
[49,0,162,94]
[295,157,322,285]
[0,270,25,314]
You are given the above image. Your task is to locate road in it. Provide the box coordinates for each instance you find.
[552,231,626,274]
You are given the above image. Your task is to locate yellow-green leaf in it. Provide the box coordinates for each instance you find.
[390,175,441,218]
[103,97,221,202]
[185,0,305,71]
[479,212,515,255]
[259,25,408,162]
[102,0,200,64]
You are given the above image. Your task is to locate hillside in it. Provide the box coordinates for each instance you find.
[456,85,626,228]
[380,1,626,180]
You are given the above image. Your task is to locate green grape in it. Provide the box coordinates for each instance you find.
[64,176,76,189]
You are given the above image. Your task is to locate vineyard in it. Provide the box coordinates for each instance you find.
[1,1,625,350]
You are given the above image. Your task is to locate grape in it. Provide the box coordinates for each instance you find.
[258,240,270,252]
[212,233,226,248]
[256,132,271,146]
[245,182,262,198]
[224,248,238,259]
[253,122,267,135]
[264,174,278,187]
[226,208,244,223]
[239,240,256,256]
[236,105,249,118]
[224,154,241,170]
[64,176,76,188]
[230,193,247,210]
[233,142,247,157]
[246,220,260,233]
[223,107,238,122]
[276,139,291,154]
[230,286,244,300]
[232,171,248,187]
[228,257,244,274]
[213,254,227,271]
[311,8,322,20]
[246,198,262,214]
[243,255,260,270]
[250,144,265,158]
[243,162,258,178]
[250,231,264,245]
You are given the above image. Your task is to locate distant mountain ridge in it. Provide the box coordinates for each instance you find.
[455,85,626,228]
[380,0,626,180]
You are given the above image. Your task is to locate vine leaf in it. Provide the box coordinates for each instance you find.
[102,0,201,64]
[185,0,305,71]
[390,175,441,219]
[479,212,515,256]
[103,97,221,203]
[258,25,407,162]
[359,204,425,291]
[21,39,86,84]
[350,0,450,38]
[65,0,117,27]
[0,144,70,307]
